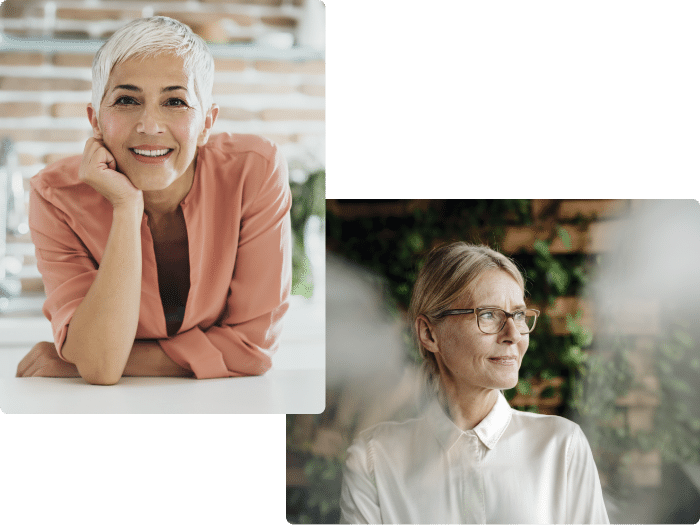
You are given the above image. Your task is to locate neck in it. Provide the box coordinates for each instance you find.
[143,163,195,219]
[439,380,499,431]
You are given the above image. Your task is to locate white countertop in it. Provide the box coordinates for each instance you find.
[0,366,324,414]
[0,295,325,414]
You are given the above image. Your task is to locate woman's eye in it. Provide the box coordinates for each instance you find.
[479,311,494,320]
[114,96,137,105]
[165,98,187,107]
[513,311,526,321]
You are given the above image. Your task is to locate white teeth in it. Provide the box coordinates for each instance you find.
[133,148,170,157]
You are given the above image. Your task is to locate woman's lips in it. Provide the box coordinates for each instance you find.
[488,357,518,365]
[129,147,174,164]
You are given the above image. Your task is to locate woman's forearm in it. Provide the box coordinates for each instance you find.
[61,200,143,384]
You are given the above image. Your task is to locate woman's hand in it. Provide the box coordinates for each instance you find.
[16,341,81,378]
[17,341,193,379]
[79,137,142,210]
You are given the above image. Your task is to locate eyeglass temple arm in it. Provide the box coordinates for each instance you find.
[436,309,475,318]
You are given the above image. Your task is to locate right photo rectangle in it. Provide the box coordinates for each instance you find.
[287,199,700,524]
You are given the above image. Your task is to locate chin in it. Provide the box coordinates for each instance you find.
[137,181,173,192]
[127,174,175,192]
[499,374,519,390]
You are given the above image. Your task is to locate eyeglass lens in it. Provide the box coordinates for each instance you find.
[477,309,537,334]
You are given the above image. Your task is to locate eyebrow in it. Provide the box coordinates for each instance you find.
[479,304,528,310]
[111,84,189,93]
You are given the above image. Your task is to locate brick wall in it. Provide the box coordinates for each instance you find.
[0,0,324,301]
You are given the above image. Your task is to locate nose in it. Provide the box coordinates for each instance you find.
[136,105,164,135]
[498,317,522,344]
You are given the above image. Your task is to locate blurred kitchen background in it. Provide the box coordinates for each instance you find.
[0,0,325,377]
[288,199,700,524]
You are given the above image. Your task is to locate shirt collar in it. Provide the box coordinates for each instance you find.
[426,391,513,452]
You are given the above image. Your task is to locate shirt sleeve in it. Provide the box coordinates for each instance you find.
[157,145,292,379]
[340,436,382,524]
[28,186,99,359]
[566,424,610,524]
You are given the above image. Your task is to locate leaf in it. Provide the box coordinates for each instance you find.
[533,239,551,258]
[565,345,584,366]
[547,262,569,295]
[556,225,572,250]
[516,378,532,395]
[406,232,424,253]
[541,369,556,380]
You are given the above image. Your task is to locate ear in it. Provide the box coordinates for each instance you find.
[416,315,441,355]
[197,103,219,146]
[86,103,102,140]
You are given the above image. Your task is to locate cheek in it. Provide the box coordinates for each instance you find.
[99,112,129,145]
[174,112,203,145]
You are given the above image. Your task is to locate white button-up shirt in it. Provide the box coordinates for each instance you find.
[340,393,610,524]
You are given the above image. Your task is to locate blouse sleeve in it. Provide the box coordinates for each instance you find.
[340,436,382,524]
[28,186,99,358]
[157,145,292,379]
[566,425,610,523]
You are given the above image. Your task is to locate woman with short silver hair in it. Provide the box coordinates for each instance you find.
[17,17,292,384]
[340,242,609,523]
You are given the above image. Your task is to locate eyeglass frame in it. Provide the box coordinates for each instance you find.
[435,307,540,334]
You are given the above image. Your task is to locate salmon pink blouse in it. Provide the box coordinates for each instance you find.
[29,133,292,379]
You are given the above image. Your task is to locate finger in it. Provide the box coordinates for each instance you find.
[16,351,36,377]
[16,361,36,377]
[85,141,116,174]
[94,141,116,168]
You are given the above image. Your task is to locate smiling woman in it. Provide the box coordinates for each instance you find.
[339,242,610,524]
[16,17,292,385]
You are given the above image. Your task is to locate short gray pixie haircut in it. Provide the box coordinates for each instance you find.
[91,16,214,117]
[409,242,526,394]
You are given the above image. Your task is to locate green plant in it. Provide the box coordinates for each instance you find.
[652,320,700,462]
[500,219,594,413]
[574,318,700,497]
[290,169,325,298]
[326,200,531,311]
[287,408,350,524]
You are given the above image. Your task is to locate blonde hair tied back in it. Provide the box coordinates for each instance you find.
[409,242,526,395]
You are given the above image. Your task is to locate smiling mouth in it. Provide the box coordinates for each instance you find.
[488,357,517,365]
[131,148,173,157]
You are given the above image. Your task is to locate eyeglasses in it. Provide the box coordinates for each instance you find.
[436,307,540,334]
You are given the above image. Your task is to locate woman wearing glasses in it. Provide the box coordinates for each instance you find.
[340,243,609,523]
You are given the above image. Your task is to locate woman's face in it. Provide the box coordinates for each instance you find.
[426,269,529,395]
[89,52,216,192]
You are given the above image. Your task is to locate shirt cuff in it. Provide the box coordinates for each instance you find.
[158,327,231,379]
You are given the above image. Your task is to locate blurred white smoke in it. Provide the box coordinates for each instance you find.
[592,200,700,311]
[326,253,424,431]
[586,199,700,523]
